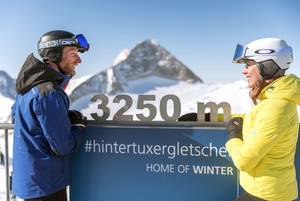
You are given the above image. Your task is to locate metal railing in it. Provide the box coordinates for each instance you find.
[0,123,14,201]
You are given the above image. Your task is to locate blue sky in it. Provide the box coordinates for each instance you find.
[0,0,299,82]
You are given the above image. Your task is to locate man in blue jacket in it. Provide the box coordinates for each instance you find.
[11,30,90,201]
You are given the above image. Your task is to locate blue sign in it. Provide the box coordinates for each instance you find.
[70,124,239,201]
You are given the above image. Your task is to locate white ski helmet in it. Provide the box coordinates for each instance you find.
[233,38,293,70]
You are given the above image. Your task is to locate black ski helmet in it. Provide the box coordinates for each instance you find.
[38,30,89,64]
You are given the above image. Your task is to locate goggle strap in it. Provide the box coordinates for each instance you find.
[39,38,77,49]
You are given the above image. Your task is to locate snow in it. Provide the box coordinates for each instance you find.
[125,76,178,94]
[64,75,92,95]
[158,60,168,66]
[112,49,131,65]
[0,165,8,200]
[106,67,115,93]
[0,95,14,123]
[149,39,159,46]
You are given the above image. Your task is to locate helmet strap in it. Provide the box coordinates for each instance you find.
[257,60,285,80]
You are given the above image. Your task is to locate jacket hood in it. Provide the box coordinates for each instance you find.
[258,74,300,105]
[16,54,65,94]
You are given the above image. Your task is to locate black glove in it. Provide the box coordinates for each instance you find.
[68,110,87,127]
[177,112,210,122]
[205,113,210,121]
[226,117,243,140]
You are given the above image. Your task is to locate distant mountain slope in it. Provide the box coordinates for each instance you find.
[0,70,15,123]
[0,70,16,99]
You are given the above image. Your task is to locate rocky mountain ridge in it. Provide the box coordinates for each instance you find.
[69,39,203,102]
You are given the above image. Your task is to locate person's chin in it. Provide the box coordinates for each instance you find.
[248,82,253,88]
[70,66,76,73]
[67,68,76,76]
[70,70,76,76]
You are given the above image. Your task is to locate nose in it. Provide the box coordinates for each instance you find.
[75,53,81,63]
[242,66,247,75]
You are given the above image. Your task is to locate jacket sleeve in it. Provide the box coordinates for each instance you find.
[225,100,291,172]
[33,90,85,156]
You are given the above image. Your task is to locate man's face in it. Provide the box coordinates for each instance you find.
[59,46,81,76]
[242,60,261,88]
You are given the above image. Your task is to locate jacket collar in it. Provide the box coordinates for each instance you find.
[16,54,65,94]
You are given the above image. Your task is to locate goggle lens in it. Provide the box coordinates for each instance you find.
[233,44,246,64]
[75,34,90,53]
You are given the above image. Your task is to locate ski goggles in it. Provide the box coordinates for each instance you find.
[38,34,90,53]
[233,44,248,64]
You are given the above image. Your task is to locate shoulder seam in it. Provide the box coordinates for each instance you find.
[37,81,60,97]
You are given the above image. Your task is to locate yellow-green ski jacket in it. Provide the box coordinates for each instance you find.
[226,74,300,201]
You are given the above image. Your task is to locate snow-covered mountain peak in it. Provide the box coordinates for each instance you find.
[149,39,159,46]
[137,39,160,48]
[69,39,203,102]
[118,39,202,82]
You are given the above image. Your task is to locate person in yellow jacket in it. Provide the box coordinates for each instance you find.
[226,38,299,201]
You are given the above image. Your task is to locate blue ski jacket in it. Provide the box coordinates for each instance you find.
[12,54,85,199]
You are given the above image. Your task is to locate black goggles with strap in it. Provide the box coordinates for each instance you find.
[38,34,89,53]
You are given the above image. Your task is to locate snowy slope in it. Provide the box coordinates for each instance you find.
[64,75,93,95]
[0,94,14,123]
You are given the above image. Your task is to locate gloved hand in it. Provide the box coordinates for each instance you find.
[177,113,210,122]
[205,113,210,121]
[226,117,243,140]
[68,110,87,127]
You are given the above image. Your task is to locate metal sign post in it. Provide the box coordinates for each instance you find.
[0,123,13,201]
